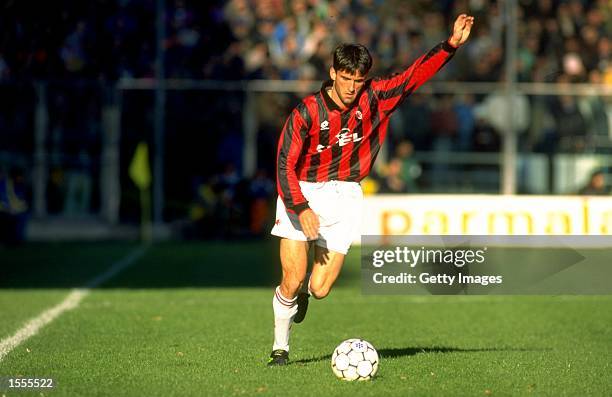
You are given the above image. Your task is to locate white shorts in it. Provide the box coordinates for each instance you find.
[271,181,363,255]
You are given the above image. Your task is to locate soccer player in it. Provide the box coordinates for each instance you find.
[268,14,474,366]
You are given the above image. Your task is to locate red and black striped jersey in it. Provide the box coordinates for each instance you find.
[277,40,457,214]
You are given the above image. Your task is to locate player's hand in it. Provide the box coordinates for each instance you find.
[298,208,320,240]
[448,14,474,48]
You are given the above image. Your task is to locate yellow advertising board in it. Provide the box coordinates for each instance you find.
[358,195,612,237]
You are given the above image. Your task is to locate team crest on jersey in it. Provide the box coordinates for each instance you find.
[320,120,330,131]
[356,110,363,120]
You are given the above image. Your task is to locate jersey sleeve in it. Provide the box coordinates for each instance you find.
[276,107,310,215]
[371,40,457,112]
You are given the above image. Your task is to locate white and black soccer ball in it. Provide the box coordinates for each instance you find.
[331,338,379,381]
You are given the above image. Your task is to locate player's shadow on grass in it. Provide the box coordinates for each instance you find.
[292,346,548,365]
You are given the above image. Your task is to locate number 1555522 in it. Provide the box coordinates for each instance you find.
[1,377,55,389]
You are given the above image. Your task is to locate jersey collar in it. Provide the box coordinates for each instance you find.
[320,79,370,113]
[320,80,344,112]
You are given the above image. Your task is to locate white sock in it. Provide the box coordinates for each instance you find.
[272,286,298,352]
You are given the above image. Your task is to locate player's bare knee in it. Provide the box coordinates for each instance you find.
[310,288,330,299]
[281,275,303,297]
[310,285,330,299]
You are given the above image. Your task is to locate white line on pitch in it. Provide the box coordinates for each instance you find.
[0,245,149,362]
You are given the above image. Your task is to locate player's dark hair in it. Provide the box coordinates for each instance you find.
[332,43,372,75]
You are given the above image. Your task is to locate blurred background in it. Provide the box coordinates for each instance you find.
[0,0,610,243]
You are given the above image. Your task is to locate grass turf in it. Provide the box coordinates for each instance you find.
[0,240,611,396]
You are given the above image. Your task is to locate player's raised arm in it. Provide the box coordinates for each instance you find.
[371,14,474,111]
[448,14,475,48]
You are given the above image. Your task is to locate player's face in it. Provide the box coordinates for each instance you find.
[330,68,366,107]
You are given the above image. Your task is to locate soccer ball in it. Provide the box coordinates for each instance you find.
[331,338,379,381]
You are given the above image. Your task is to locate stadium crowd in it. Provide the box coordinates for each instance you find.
[2,0,609,158]
[219,0,611,84]
[0,0,610,234]
[0,0,609,83]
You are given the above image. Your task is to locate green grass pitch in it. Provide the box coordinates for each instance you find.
[0,240,611,396]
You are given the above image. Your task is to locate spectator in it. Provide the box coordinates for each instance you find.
[60,20,88,74]
[248,169,274,235]
[378,158,407,194]
[394,140,422,193]
[453,93,476,151]
[580,70,610,151]
[429,94,458,186]
[430,94,458,152]
[549,75,588,152]
[0,54,10,80]
[400,93,431,150]
[0,168,28,245]
[578,169,609,195]
[476,82,530,148]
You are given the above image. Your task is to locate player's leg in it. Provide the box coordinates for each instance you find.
[305,181,361,299]
[308,246,346,299]
[291,247,345,330]
[278,238,309,298]
[293,272,311,324]
[269,238,308,366]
